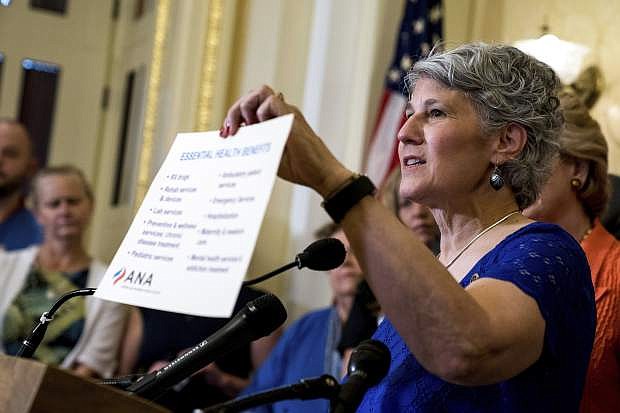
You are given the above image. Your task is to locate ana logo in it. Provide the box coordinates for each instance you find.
[113,267,154,287]
[113,267,126,285]
[124,270,154,287]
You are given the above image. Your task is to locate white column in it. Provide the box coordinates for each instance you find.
[287,0,386,318]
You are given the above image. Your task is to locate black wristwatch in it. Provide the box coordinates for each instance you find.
[321,174,376,223]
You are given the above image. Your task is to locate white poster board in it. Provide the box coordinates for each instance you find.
[95,115,293,317]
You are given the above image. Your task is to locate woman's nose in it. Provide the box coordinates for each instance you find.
[57,200,72,214]
[411,203,429,217]
[397,115,423,144]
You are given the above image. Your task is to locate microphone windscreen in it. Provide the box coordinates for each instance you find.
[296,238,346,271]
[246,293,288,338]
[348,339,391,385]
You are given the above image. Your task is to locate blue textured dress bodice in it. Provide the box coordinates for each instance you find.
[357,222,596,413]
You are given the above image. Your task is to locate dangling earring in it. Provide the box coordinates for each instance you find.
[570,178,582,190]
[490,164,504,191]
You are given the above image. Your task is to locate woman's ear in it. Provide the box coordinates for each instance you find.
[494,123,528,162]
[571,158,590,186]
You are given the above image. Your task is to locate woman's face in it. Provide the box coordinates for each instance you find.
[398,197,439,247]
[328,230,364,299]
[523,157,577,223]
[35,174,93,241]
[398,77,492,206]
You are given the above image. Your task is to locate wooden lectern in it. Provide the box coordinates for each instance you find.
[0,355,170,413]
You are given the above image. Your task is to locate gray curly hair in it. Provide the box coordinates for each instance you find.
[405,42,564,209]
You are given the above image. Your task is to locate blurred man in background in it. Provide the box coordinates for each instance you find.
[0,119,41,250]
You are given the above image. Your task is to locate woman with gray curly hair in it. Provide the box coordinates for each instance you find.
[221,42,595,412]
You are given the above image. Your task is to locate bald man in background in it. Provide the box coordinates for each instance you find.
[0,120,42,250]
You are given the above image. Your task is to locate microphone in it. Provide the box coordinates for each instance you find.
[127,293,287,400]
[243,237,346,286]
[295,237,347,271]
[330,339,391,413]
[16,288,97,358]
[203,374,340,412]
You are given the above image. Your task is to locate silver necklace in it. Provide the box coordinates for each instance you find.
[441,210,521,269]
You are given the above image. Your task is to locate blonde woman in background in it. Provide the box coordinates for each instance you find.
[0,165,127,378]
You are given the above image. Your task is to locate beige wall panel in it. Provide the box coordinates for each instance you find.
[0,1,113,183]
[225,0,314,301]
[499,0,620,174]
[89,2,157,262]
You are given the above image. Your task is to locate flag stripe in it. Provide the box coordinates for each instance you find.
[366,92,407,185]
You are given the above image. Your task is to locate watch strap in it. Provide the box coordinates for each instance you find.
[321,174,376,222]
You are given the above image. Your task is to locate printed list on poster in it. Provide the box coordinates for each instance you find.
[95,114,293,317]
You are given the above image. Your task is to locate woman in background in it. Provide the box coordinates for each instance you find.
[239,223,372,413]
[524,90,620,413]
[0,165,127,378]
[381,167,440,253]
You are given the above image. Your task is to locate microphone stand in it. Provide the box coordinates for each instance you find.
[202,375,340,413]
[16,287,97,358]
[242,262,296,286]
[242,237,346,286]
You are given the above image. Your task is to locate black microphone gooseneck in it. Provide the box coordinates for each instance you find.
[330,339,391,413]
[203,374,340,413]
[243,237,346,286]
[16,287,97,358]
[127,293,287,401]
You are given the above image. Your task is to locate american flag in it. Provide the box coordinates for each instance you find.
[364,0,443,187]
